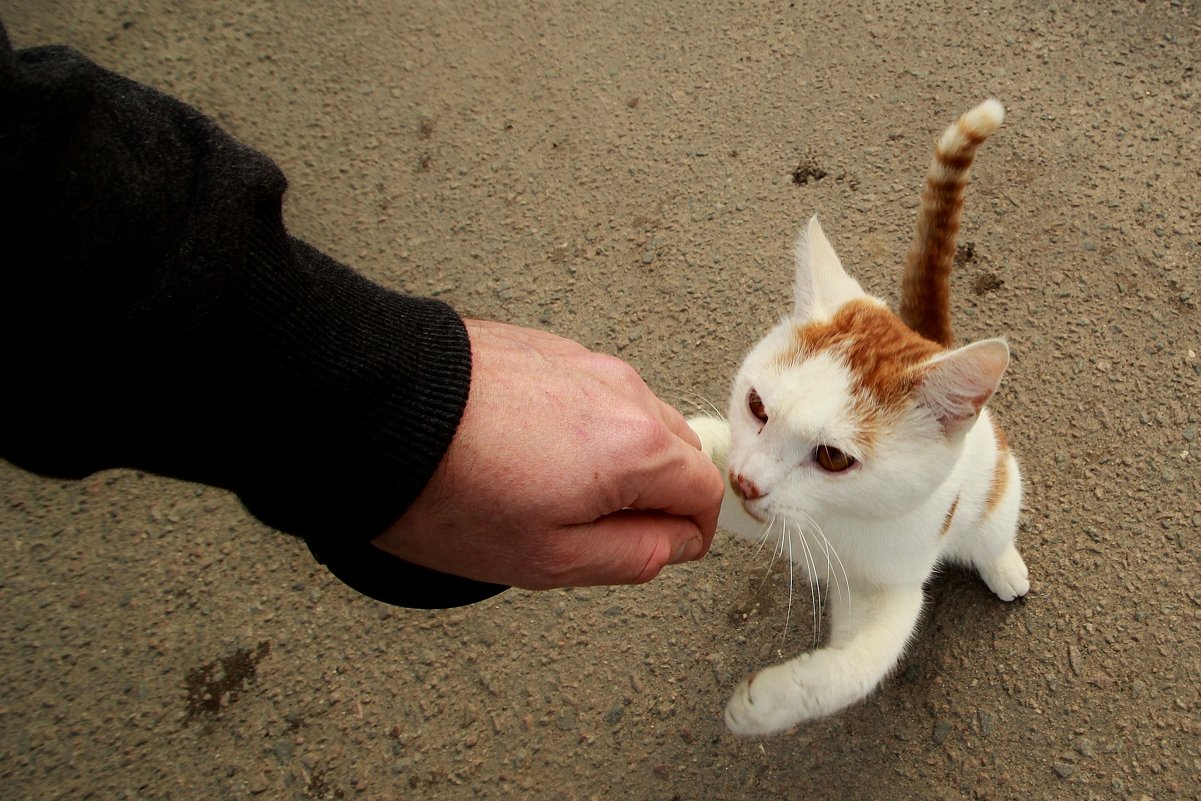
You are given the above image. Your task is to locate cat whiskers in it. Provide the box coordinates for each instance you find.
[750,516,821,647]
[755,515,799,637]
[819,526,852,615]
[790,508,853,617]
[757,509,853,646]
[675,391,726,421]
[790,520,824,647]
[751,514,778,563]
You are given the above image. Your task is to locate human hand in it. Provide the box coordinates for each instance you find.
[372,320,725,590]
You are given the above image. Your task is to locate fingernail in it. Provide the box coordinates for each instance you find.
[670,534,704,565]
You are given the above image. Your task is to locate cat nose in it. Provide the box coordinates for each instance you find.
[731,472,765,501]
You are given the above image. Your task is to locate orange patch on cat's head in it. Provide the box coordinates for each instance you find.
[779,299,945,435]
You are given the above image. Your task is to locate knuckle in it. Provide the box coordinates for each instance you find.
[703,462,727,500]
[627,412,670,452]
[604,407,669,462]
[593,353,644,387]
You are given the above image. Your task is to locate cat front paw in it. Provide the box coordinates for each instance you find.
[686,415,730,470]
[979,545,1030,602]
[723,659,821,737]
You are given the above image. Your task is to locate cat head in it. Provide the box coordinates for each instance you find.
[725,216,1008,524]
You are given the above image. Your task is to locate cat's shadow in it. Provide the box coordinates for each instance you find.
[899,567,1030,685]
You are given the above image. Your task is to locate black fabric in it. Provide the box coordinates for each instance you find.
[0,23,507,608]
[307,539,508,610]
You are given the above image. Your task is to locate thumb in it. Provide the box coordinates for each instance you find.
[561,511,710,586]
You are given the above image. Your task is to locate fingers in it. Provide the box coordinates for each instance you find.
[593,360,722,536]
[621,431,724,537]
[655,397,703,450]
[551,511,710,587]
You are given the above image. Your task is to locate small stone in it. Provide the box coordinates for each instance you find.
[1068,645,1084,675]
[1053,762,1076,779]
[932,720,951,745]
[1073,737,1096,758]
[271,738,294,762]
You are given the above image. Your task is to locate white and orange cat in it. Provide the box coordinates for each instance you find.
[689,99,1029,737]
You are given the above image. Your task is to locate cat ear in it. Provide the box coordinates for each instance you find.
[916,339,1010,437]
[792,215,866,320]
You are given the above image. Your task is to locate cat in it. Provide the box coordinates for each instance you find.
[688,99,1029,737]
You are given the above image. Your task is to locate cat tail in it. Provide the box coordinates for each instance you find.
[899,99,1004,348]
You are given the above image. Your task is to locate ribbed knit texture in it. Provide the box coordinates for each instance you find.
[0,25,504,607]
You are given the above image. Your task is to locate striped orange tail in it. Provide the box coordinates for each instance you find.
[899,99,1004,347]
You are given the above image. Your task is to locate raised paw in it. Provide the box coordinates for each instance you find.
[686,415,730,470]
[978,545,1030,602]
[723,658,823,737]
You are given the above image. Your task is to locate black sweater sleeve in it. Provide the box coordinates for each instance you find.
[0,26,506,608]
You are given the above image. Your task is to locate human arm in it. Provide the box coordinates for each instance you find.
[0,25,491,606]
[0,27,724,605]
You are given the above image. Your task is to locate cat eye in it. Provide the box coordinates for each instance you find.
[814,445,857,473]
[747,389,768,422]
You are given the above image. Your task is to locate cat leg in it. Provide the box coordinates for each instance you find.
[950,522,1029,602]
[976,544,1029,602]
[724,584,924,736]
[686,415,730,470]
[950,460,1030,602]
[687,416,767,540]
[965,507,1029,601]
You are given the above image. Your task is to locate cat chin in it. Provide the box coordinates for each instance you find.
[740,500,769,523]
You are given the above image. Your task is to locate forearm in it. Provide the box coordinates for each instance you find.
[0,28,470,550]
